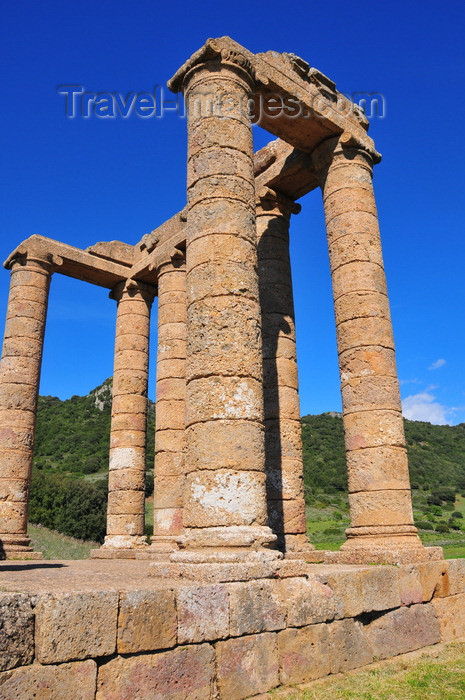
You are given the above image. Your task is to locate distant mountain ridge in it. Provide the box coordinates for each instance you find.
[33,380,465,493]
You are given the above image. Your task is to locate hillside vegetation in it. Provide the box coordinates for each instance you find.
[29,381,465,549]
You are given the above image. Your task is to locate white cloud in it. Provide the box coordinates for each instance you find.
[428,358,446,370]
[402,392,449,425]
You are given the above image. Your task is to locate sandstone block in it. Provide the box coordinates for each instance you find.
[185,420,263,473]
[188,146,252,183]
[0,594,34,671]
[155,429,185,454]
[186,376,263,425]
[109,445,145,471]
[157,321,187,343]
[177,584,229,643]
[228,580,286,636]
[97,643,215,700]
[35,591,118,663]
[107,490,145,515]
[158,302,186,327]
[346,445,410,492]
[187,231,256,270]
[278,624,330,685]
[435,558,465,597]
[431,593,465,641]
[259,283,294,316]
[325,210,378,245]
[334,290,391,327]
[110,429,146,449]
[108,468,145,492]
[263,356,299,391]
[264,418,303,461]
[106,514,144,536]
[154,450,185,478]
[0,660,97,700]
[329,618,373,672]
[341,375,401,414]
[109,412,147,433]
[215,633,279,700]
[315,566,401,617]
[281,577,337,626]
[183,469,267,527]
[153,476,185,508]
[0,450,31,480]
[329,232,384,272]
[188,116,252,158]
[324,186,377,221]
[0,479,28,502]
[336,316,394,353]
[152,399,185,431]
[112,371,147,397]
[348,489,414,528]
[262,332,296,362]
[268,498,306,534]
[365,603,440,657]
[263,385,300,421]
[156,377,186,401]
[186,260,258,303]
[111,394,147,415]
[156,358,186,381]
[266,460,304,501]
[339,345,397,382]
[343,409,405,450]
[153,506,183,536]
[117,589,176,653]
[186,199,255,241]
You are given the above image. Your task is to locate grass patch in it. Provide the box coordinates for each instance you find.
[28,523,99,559]
[286,642,465,699]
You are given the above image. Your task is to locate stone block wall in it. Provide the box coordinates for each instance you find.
[1,560,465,699]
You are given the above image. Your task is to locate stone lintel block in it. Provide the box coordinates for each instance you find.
[431,592,465,641]
[278,623,330,685]
[0,660,97,700]
[215,633,279,700]
[365,603,440,657]
[435,558,465,597]
[106,514,144,536]
[266,461,304,501]
[228,579,286,636]
[110,429,146,450]
[117,589,176,653]
[0,593,34,671]
[185,420,263,473]
[348,489,414,528]
[346,445,410,492]
[156,377,186,402]
[156,358,186,382]
[96,643,215,700]
[186,259,258,304]
[154,450,185,479]
[155,428,185,454]
[108,468,145,493]
[35,591,118,663]
[107,490,145,515]
[109,445,145,471]
[263,385,300,421]
[268,498,306,534]
[328,618,373,673]
[111,394,147,415]
[314,566,401,618]
[344,409,405,451]
[177,583,229,644]
[341,375,401,414]
[336,316,394,353]
[280,576,337,626]
[109,412,147,433]
[184,469,267,527]
[325,210,379,245]
[153,476,185,508]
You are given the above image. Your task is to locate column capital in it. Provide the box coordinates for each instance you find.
[157,247,186,277]
[5,241,59,276]
[168,37,255,94]
[256,187,301,217]
[109,278,156,304]
[312,132,381,178]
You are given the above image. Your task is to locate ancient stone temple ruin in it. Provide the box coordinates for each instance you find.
[0,37,462,700]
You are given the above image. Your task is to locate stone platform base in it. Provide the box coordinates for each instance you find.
[1,558,465,699]
[2,550,43,560]
[324,544,444,565]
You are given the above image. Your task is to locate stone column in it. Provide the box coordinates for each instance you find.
[0,248,54,558]
[168,40,277,559]
[256,188,314,557]
[151,252,186,551]
[313,134,439,563]
[100,279,155,552]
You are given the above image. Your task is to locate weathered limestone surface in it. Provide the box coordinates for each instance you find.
[0,593,34,671]
[365,603,441,658]
[215,633,279,700]
[152,254,187,552]
[0,246,54,557]
[256,188,314,557]
[0,660,97,700]
[99,279,155,552]
[313,134,431,564]
[117,589,177,653]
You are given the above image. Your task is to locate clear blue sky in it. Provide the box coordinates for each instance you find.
[1,0,464,425]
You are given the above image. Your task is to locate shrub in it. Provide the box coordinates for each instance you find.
[435,523,450,533]
[451,511,463,519]
[414,521,435,530]
[427,495,442,506]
